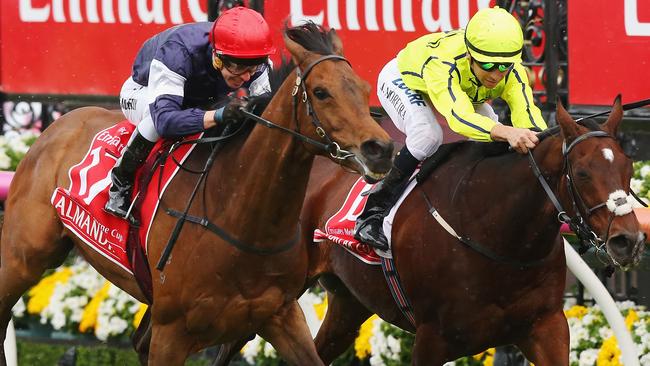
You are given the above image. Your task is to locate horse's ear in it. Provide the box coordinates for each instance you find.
[556,98,580,141]
[283,32,309,66]
[329,29,344,56]
[603,94,623,136]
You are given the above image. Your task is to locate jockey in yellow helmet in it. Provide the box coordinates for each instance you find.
[355,7,548,250]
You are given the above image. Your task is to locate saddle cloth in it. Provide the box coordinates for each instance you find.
[313,174,418,265]
[51,121,199,275]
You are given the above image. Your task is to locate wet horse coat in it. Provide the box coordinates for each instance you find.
[300,99,645,365]
[0,24,394,365]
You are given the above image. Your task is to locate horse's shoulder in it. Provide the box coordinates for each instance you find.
[416,141,511,183]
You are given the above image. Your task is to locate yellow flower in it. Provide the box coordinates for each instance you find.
[625,309,639,330]
[597,336,622,366]
[314,296,328,321]
[78,281,111,333]
[354,314,379,360]
[133,303,148,328]
[564,305,588,319]
[473,348,495,364]
[27,267,73,314]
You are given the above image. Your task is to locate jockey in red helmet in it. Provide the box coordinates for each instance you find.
[105,7,275,222]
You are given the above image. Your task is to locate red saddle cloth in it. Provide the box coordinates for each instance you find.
[313,177,381,265]
[51,121,198,275]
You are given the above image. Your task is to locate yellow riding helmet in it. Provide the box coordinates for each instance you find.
[465,7,523,63]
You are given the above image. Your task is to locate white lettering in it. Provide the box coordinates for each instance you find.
[383,0,397,31]
[290,0,324,26]
[289,0,490,32]
[19,0,50,22]
[625,0,650,36]
[137,0,165,24]
[53,0,66,22]
[69,0,82,22]
[365,0,379,31]
[18,0,206,23]
[187,0,206,22]
[346,0,360,30]
[328,0,341,29]
[401,0,415,32]
[118,0,132,23]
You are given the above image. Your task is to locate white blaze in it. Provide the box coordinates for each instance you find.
[602,148,615,163]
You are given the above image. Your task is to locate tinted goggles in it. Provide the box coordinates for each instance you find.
[222,60,262,76]
[477,61,513,73]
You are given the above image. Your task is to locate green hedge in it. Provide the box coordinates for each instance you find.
[16,340,213,366]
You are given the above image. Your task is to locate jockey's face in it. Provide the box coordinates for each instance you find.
[213,54,260,89]
[469,56,510,89]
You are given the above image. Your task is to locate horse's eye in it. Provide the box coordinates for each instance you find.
[313,87,331,100]
[576,170,590,180]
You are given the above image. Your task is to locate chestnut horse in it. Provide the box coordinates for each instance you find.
[296,98,644,365]
[0,24,394,365]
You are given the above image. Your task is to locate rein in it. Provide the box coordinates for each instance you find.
[242,54,355,160]
[528,130,637,269]
[156,54,355,270]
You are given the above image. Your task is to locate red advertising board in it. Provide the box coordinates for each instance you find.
[568,0,650,106]
[0,0,208,96]
[265,0,493,105]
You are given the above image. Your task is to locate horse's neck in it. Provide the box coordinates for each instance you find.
[465,139,566,254]
[216,84,314,244]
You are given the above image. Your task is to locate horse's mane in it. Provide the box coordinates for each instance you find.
[248,22,336,116]
[417,118,605,182]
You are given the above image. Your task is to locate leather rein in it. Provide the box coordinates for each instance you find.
[156,55,353,270]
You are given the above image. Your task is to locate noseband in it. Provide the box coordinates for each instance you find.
[529,131,635,264]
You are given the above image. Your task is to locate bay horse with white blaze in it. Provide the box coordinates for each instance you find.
[0,24,393,365]
[297,98,644,365]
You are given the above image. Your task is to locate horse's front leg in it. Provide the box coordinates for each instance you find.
[412,322,451,365]
[516,310,569,365]
[258,300,324,366]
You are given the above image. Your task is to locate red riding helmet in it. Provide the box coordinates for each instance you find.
[210,7,276,60]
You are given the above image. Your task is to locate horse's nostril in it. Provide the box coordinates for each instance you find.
[361,139,394,160]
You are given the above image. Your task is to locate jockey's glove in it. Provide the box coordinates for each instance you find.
[215,98,249,127]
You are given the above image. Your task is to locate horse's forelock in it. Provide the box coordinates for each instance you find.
[284,22,334,55]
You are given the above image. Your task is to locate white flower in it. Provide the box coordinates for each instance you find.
[641,165,650,178]
[599,326,614,340]
[640,352,650,366]
[631,178,644,193]
[0,149,11,170]
[241,335,263,364]
[263,341,276,358]
[11,297,26,318]
[578,349,599,366]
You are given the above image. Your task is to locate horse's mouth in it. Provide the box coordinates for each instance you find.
[606,231,646,269]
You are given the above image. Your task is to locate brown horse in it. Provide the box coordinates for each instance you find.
[0,24,394,365]
[295,98,644,365]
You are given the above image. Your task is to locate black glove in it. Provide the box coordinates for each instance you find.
[219,98,248,126]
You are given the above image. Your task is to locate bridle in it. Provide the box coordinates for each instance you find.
[528,130,636,265]
[241,54,355,160]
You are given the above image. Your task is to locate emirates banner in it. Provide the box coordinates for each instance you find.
[0,0,208,96]
[265,0,493,105]
[568,0,650,106]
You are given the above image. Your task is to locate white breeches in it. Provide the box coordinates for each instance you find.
[119,77,160,142]
[376,58,499,161]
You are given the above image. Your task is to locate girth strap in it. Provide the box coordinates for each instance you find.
[380,257,416,328]
[166,209,299,256]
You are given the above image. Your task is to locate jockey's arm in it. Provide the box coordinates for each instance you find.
[424,59,498,142]
[148,44,207,137]
[500,64,548,131]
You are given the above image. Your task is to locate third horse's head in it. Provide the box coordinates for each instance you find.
[556,96,646,268]
[283,23,394,182]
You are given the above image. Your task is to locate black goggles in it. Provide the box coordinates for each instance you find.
[476,60,514,73]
